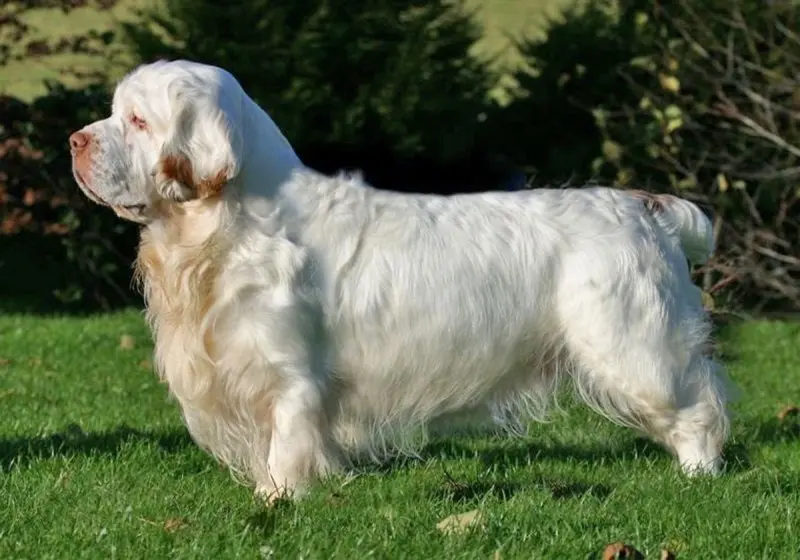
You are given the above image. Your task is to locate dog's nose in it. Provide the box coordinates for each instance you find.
[69,131,91,151]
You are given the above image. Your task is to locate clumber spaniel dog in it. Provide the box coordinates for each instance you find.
[69,60,731,502]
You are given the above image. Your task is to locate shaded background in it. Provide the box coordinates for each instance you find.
[1,0,799,314]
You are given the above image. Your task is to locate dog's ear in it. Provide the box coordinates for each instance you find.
[153,81,243,202]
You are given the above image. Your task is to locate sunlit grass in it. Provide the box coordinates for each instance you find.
[1,311,799,557]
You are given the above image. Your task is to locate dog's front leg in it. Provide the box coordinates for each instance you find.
[255,369,341,503]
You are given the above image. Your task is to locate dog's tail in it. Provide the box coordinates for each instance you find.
[630,190,714,265]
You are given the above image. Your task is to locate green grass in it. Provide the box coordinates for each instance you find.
[1,311,799,558]
[0,1,152,101]
[0,0,573,101]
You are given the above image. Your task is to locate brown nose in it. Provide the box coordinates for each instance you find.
[69,131,91,151]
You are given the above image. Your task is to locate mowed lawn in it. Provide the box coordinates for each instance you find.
[1,311,799,558]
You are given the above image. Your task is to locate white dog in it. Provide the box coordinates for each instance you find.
[69,59,731,501]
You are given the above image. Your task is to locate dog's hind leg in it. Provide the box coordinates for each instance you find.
[556,253,731,475]
[571,345,729,476]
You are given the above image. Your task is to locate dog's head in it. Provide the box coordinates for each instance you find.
[69,60,245,223]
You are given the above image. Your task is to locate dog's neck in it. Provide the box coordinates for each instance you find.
[235,97,304,216]
[136,98,306,305]
[136,97,306,298]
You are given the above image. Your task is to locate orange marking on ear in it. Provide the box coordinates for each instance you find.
[159,154,229,199]
[196,167,229,199]
[160,154,196,190]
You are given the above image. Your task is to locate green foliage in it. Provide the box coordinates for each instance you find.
[0,1,140,312]
[591,0,800,309]
[505,0,800,309]
[1,0,504,312]
[122,0,497,165]
[4,0,800,311]
[496,0,647,181]
[0,85,141,312]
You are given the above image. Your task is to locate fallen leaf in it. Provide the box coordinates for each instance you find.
[163,518,187,532]
[778,405,799,422]
[436,509,484,535]
[119,334,135,350]
[662,537,689,554]
[0,358,10,366]
[602,542,644,560]
[325,491,344,507]
[138,359,153,370]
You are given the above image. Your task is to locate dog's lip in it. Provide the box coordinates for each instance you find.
[120,203,146,212]
[74,168,87,188]
[74,169,145,212]
[73,168,108,206]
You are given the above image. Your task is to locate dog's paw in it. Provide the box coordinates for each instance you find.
[255,485,295,507]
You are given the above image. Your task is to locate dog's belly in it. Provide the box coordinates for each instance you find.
[326,277,562,430]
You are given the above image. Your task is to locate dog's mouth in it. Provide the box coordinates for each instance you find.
[73,166,145,216]
[73,166,108,207]
[111,204,150,224]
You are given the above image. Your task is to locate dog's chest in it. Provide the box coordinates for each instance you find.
[136,233,222,398]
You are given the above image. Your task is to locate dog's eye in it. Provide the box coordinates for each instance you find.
[130,113,148,131]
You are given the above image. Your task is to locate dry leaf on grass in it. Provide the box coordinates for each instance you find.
[325,491,344,507]
[138,359,153,370]
[163,518,187,532]
[601,542,644,560]
[138,517,188,532]
[0,358,11,366]
[436,509,484,535]
[119,334,136,350]
[778,405,799,422]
